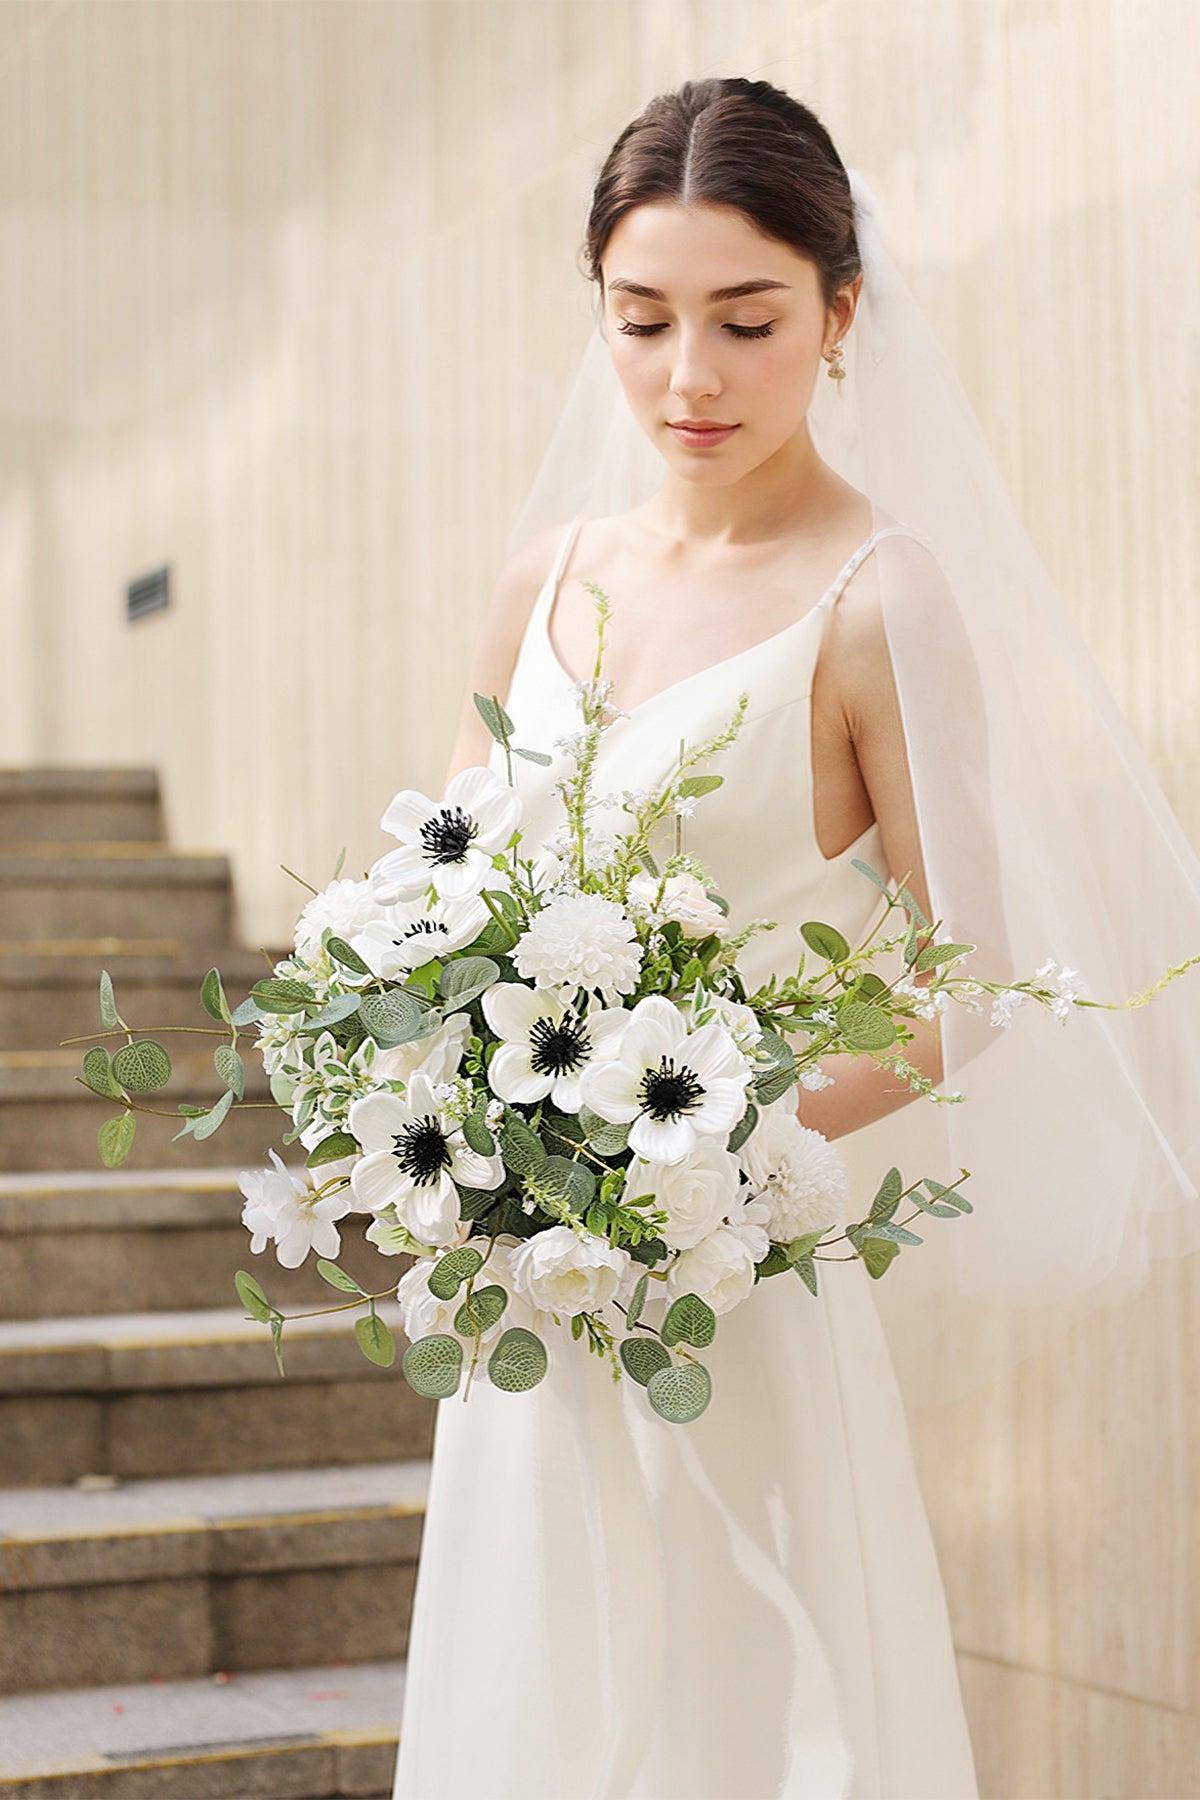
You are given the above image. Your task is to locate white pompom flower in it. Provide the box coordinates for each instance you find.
[738,1098,848,1241]
[237,1147,354,1269]
[369,765,521,903]
[295,878,389,963]
[350,891,490,978]
[511,890,641,1004]
[481,982,626,1111]
[347,1069,505,1248]
[580,993,751,1165]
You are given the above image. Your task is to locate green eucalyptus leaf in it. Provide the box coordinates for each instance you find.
[499,1111,546,1178]
[647,1360,712,1423]
[454,1284,508,1335]
[251,977,315,1015]
[213,1043,245,1099]
[98,1110,135,1168]
[235,1269,274,1321]
[487,1326,548,1392]
[837,1002,896,1053]
[306,1129,358,1167]
[726,1101,759,1153]
[191,1085,235,1140]
[625,1271,649,1330]
[661,1292,716,1349]
[473,691,516,743]
[799,921,850,963]
[111,1039,172,1094]
[326,936,371,975]
[512,745,553,765]
[317,1258,367,1295]
[356,1311,396,1367]
[230,996,262,1028]
[860,1236,901,1279]
[358,988,434,1047]
[201,966,231,1024]
[439,955,500,1008]
[81,1046,119,1099]
[402,1332,462,1397]
[428,1245,485,1299]
[619,1335,670,1386]
[850,858,889,890]
[98,969,119,1030]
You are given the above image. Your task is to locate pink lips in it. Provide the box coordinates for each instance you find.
[668,421,740,446]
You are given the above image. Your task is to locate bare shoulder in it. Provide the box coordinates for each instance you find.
[823,526,958,727]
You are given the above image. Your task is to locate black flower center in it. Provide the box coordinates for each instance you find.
[392,1114,452,1185]
[396,918,448,945]
[421,805,478,866]
[528,1011,592,1077]
[639,1055,705,1121]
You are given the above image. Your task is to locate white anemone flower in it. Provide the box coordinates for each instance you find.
[350,891,490,979]
[237,1146,353,1269]
[347,1069,505,1247]
[579,993,752,1165]
[369,765,521,903]
[481,982,626,1111]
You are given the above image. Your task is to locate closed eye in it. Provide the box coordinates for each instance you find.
[617,320,775,340]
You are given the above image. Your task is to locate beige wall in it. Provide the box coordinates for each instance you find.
[4,2,1199,1790]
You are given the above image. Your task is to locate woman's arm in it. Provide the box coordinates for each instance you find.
[796,536,1009,1142]
[439,521,567,791]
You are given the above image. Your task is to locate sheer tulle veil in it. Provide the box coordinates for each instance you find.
[498,164,1200,1413]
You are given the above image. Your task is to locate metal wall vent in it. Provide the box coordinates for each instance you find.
[127,565,171,622]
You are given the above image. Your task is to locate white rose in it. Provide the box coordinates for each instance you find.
[395,1254,463,1342]
[665,1225,758,1316]
[509,1223,632,1317]
[628,870,728,938]
[622,1138,742,1251]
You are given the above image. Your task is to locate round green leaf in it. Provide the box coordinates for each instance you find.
[499,1112,546,1177]
[647,1360,712,1423]
[235,1269,274,1321]
[402,1332,462,1397]
[439,955,500,1008]
[836,1002,897,1053]
[201,966,231,1024]
[359,989,431,1046]
[81,1046,119,1099]
[487,1326,548,1392]
[251,977,315,1014]
[454,1284,508,1335]
[326,935,371,975]
[661,1292,716,1349]
[306,1129,357,1167]
[428,1245,485,1299]
[111,1039,172,1094]
[619,1335,670,1387]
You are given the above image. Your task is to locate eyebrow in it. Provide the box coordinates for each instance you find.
[606,278,792,303]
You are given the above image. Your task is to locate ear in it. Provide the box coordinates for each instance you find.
[827,272,864,346]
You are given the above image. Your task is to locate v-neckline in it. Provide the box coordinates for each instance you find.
[538,526,883,723]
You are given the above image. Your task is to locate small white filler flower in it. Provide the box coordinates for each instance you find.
[238,1146,354,1269]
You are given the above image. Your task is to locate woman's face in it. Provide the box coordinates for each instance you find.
[599,199,857,484]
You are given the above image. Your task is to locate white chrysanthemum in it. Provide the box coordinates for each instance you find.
[350,891,490,978]
[369,765,522,904]
[621,1138,742,1251]
[295,878,388,962]
[237,1146,354,1269]
[627,870,728,939]
[481,982,626,1111]
[511,891,641,1004]
[509,1223,632,1317]
[738,1099,848,1241]
[580,993,751,1165]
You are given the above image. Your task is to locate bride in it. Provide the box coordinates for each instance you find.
[391,77,1200,1799]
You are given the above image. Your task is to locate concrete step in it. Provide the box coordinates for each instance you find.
[0,1460,428,1695]
[0,768,163,847]
[0,1050,280,1172]
[0,850,234,945]
[0,1657,403,1793]
[0,1303,435,1487]
[0,1170,394,1319]
[0,943,277,1051]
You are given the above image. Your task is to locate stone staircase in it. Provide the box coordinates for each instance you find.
[0,769,434,1795]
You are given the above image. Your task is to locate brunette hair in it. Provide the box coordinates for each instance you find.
[582,78,860,310]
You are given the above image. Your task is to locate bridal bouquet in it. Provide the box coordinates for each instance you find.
[66,588,1196,1424]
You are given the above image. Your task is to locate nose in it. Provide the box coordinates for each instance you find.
[668,327,723,405]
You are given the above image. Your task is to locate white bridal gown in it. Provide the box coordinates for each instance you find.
[392,514,980,1800]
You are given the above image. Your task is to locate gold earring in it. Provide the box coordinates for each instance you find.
[825,340,847,384]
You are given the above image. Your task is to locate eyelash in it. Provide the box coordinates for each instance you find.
[616,320,775,340]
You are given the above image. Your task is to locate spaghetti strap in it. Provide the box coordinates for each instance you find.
[547,512,585,593]
[817,522,934,614]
